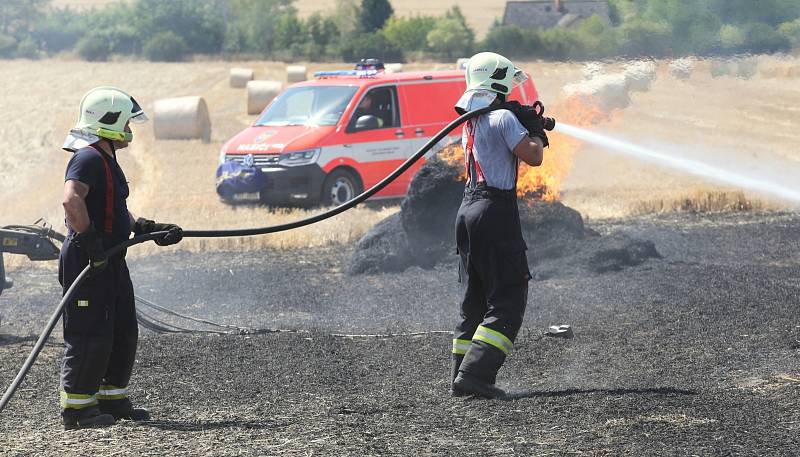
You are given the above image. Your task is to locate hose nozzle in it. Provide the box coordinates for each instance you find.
[528,101,556,131]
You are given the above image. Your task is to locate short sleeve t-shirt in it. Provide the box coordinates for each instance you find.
[462,109,528,191]
[64,146,131,248]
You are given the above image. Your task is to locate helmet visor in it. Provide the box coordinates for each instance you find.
[130,112,149,124]
[513,69,529,87]
[129,96,149,124]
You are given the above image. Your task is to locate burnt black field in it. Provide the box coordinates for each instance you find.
[1,210,799,456]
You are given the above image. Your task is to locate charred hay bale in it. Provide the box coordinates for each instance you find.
[346,213,415,275]
[400,157,465,264]
[519,200,586,245]
[351,157,655,277]
[530,233,661,280]
[587,235,661,273]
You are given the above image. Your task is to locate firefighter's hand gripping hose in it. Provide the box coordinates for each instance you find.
[0,105,554,415]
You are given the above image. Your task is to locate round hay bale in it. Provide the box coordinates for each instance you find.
[246,80,282,115]
[733,57,759,79]
[710,59,734,78]
[563,73,631,111]
[400,156,465,264]
[286,65,307,83]
[456,58,470,70]
[385,63,403,74]
[624,60,657,92]
[669,58,694,79]
[346,213,415,275]
[582,62,603,80]
[519,201,586,245]
[229,67,254,88]
[153,96,211,142]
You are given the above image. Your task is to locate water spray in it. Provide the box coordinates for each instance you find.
[554,123,800,203]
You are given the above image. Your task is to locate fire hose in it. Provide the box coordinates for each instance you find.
[0,105,556,414]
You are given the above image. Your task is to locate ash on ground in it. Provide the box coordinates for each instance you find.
[347,156,661,276]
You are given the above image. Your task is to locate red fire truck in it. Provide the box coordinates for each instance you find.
[218,61,539,206]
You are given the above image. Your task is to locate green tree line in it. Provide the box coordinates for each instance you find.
[1,0,798,62]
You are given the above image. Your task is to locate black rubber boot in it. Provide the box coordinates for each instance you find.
[453,372,506,399]
[62,406,116,430]
[98,398,150,421]
[450,354,467,397]
[454,340,507,399]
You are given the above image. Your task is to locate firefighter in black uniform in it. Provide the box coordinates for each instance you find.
[450,53,548,398]
[59,86,183,429]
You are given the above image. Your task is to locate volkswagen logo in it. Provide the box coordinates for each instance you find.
[243,154,255,167]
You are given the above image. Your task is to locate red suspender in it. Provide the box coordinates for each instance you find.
[464,120,486,188]
[90,147,115,234]
[464,118,520,191]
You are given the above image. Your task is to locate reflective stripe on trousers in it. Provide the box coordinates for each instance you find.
[452,338,472,355]
[96,384,128,400]
[60,391,98,409]
[472,325,514,355]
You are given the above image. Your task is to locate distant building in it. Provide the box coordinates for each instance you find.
[502,0,611,29]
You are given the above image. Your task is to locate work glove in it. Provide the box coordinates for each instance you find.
[504,100,550,148]
[133,218,183,247]
[71,225,108,275]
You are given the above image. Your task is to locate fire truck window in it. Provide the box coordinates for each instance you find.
[255,86,358,127]
[350,86,398,131]
[286,91,314,120]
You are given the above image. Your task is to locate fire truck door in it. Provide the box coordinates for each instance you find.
[343,85,411,197]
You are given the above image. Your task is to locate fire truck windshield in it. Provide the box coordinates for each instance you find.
[254,86,358,127]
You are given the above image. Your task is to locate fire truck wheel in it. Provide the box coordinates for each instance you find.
[322,168,362,206]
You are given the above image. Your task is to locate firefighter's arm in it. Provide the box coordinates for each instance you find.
[62,179,91,233]
[512,136,544,167]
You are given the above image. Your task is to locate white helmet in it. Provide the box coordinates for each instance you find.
[455,52,529,114]
[63,86,148,152]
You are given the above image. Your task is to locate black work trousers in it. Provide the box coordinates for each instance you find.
[58,238,138,399]
[454,186,530,383]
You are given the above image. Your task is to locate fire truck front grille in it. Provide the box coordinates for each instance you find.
[225,154,280,167]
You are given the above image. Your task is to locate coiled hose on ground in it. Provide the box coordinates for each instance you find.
[0,106,496,414]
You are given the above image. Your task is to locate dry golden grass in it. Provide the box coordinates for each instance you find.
[629,190,771,216]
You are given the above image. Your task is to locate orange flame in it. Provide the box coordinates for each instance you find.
[516,96,610,201]
[440,96,611,201]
